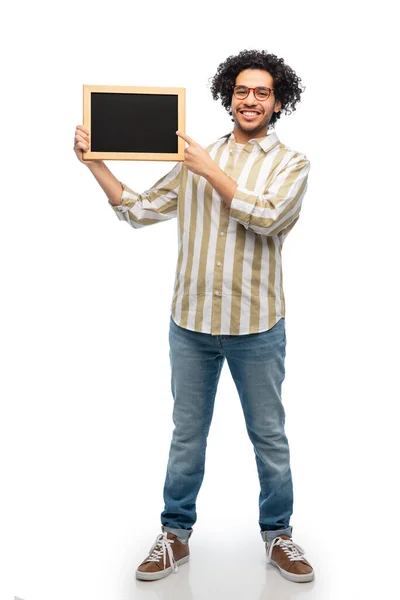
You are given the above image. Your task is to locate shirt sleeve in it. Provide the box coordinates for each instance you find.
[229,156,311,236]
[109,161,182,229]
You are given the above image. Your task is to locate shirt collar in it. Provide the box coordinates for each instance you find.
[218,129,280,153]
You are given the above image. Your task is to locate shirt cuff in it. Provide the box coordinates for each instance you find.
[229,186,257,229]
[108,182,133,218]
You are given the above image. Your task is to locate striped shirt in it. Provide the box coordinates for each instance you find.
[109,129,311,335]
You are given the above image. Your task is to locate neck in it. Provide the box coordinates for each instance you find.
[233,125,268,144]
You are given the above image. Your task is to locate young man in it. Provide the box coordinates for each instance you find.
[74,49,314,583]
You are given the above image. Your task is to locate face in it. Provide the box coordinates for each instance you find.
[231,69,282,143]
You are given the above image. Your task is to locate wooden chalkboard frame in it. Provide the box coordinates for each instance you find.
[82,85,186,161]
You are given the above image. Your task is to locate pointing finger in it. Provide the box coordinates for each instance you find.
[176,130,196,146]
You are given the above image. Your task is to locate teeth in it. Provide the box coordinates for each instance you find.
[242,112,258,116]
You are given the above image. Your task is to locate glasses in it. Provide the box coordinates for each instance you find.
[232,85,274,101]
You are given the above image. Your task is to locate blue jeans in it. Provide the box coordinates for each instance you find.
[161,315,293,544]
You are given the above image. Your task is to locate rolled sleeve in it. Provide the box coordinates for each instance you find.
[108,162,182,229]
[109,183,139,220]
[229,157,311,236]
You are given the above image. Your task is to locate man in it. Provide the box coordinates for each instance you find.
[74,49,314,583]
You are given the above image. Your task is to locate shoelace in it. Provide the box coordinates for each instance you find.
[268,537,306,562]
[146,533,179,573]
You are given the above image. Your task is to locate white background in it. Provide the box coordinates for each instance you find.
[1,1,399,599]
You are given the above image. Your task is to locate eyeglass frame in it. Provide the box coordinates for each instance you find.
[232,85,275,101]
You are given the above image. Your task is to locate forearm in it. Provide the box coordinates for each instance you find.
[203,163,238,208]
[86,160,123,206]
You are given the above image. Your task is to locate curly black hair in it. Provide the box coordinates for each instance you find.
[209,49,306,129]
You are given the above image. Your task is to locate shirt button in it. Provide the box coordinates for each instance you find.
[229,149,233,154]
[220,231,225,236]
[215,290,220,296]
[217,261,222,267]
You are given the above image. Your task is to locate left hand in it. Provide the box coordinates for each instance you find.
[176,131,214,177]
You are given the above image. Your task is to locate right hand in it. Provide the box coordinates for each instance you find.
[74,125,96,166]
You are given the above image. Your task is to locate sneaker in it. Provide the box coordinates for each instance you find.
[266,534,314,582]
[136,530,191,581]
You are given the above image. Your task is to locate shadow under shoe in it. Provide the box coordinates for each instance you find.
[136,531,190,581]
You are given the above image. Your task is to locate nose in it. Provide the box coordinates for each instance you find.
[245,90,257,104]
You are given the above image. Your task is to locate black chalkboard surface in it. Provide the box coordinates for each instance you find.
[82,85,186,161]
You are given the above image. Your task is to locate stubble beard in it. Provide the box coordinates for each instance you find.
[233,112,271,137]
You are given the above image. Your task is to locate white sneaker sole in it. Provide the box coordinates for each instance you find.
[268,558,314,582]
[136,555,190,581]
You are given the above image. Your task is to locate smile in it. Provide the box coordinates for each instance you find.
[239,110,261,119]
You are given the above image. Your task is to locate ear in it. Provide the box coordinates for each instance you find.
[274,99,282,113]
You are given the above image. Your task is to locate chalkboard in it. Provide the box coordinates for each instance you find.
[82,85,186,161]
